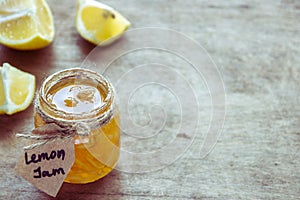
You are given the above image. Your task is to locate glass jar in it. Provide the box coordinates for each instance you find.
[34,68,120,184]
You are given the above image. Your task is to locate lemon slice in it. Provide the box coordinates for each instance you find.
[0,0,55,50]
[0,63,35,115]
[76,0,131,46]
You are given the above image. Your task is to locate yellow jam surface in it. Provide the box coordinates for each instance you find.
[46,78,103,114]
[34,77,120,184]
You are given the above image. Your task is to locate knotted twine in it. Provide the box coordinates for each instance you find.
[16,99,115,150]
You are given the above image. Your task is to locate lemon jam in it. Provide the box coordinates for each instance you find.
[34,68,120,184]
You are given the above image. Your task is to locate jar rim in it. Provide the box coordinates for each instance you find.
[38,68,115,122]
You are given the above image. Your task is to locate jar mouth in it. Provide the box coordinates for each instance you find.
[38,68,114,122]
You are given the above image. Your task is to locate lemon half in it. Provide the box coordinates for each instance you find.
[0,63,35,115]
[76,0,131,46]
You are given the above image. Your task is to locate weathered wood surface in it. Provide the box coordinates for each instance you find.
[0,0,299,199]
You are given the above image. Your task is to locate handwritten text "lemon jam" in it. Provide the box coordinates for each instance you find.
[25,149,66,178]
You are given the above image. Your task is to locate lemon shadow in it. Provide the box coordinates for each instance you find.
[76,36,96,57]
[0,44,55,88]
[0,43,55,139]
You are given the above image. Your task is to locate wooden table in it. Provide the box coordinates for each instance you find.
[1,0,299,199]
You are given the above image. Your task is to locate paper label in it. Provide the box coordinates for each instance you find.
[15,137,75,197]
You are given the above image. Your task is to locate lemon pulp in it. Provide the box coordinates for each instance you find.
[76,0,130,45]
[0,63,35,115]
[0,0,54,50]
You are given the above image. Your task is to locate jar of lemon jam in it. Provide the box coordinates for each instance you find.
[34,68,120,184]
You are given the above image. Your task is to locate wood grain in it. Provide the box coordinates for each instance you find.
[0,0,299,199]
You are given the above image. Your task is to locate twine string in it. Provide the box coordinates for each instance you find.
[16,123,89,150]
[16,92,115,150]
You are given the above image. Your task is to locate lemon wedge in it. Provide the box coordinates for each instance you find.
[0,0,55,50]
[0,63,35,115]
[76,0,131,45]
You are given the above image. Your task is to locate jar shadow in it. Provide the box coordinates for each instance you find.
[57,170,122,198]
